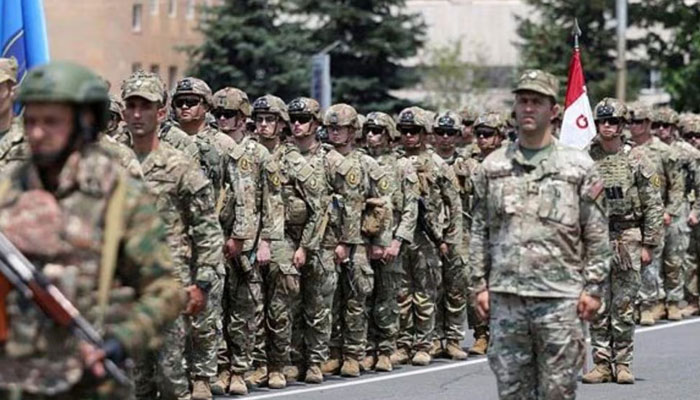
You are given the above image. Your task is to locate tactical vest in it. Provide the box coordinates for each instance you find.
[597,151,642,221]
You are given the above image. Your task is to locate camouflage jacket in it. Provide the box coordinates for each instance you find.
[186,124,234,193]
[0,118,29,176]
[139,142,224,285]
[458,142,481,160]
[0,145,184,395]
[401,149,462,246]
[159,122,201,162]
[630,136,685,217]
[374,150,418,244]
[671,139,700,212]
[356,148,394,247]
[98,134,143,179]
[109,123,132,147]
[469,141,611,298]
[443,150,480,235]
[589,141,664,248]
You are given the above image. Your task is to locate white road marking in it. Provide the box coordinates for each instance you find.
[236,317,700,399]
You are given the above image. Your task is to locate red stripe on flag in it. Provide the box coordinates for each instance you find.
[565,49,585,108]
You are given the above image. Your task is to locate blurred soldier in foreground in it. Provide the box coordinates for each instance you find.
[469,69,610,399]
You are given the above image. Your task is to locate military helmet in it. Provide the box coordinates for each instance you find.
[17,61,110,132]
[108,94,124,119]
[474,111,506,133]
[173,77,213,106]
[364,111,398,140]
[628,103,653,121]
[396,106,431,133]
[594,98,628,121]
[459,106,480,124]
[323,103,360,130]
[679,113,700,135]
[433,110,462,135]
[121,70,166,103]
[287,97,321,121]
[212,87,252,117]
[252,94,290,123]
[654,107,679,126]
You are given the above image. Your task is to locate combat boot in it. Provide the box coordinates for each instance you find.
[268,368,287,389]
[340,357,361,377]
[244,364,268,387]
[445,340,468,360]
[283,365,300,382]
[375,354,393,372]
[469,331,489,355]
[305,364,323,384]
[666,302,682,321]
[321,347,342,375]
[639,305,655,326]
[360,354,376,371]
[582,363,613,384]
[429,339,444,358]
[682,298,700,317]
[192,376,213,400]
[653,301,667,320]
[228,374,248,396]
[411,351,431,366]
[615,364,635,384]
[390,346,410,365]
[211,369,231,395]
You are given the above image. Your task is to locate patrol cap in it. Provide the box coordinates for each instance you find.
[121,71,166,103]
[474,111,506,132]
[0,57,18,84]
[288,97,322,120]
[513,69,559,100]
[212,87,252,116]
[173,77,213,105]
[654,107,679,126]
[252,94,290,123]
[594,98,627,121]
[433,110,462,133]
[323,103,360,130]
[396,106,431,133]
[364,111,398,140]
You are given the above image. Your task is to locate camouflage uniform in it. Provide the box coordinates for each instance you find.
[586,99,663,378]
[0,62,185,399]
[106,94,131,147]
[97,135,143,180]
[470,70,611,399]
[457,106,481,159]
[160,122,201,162]
[395,107,462,360]
[364,112,418,362]
[679,117,700,310]
[0,58,29,176]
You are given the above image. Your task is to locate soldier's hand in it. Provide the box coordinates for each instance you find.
[79,342,106,378]
[369,245,385,260]
[664,213,672,226]
[475,290,490,321]
[184,285,207,315]
[257,240,271,266]
[293,247,307,268]
[224,238,244,259]
[641,246,653,266]
[383,239,403,262]
[577,292,601,321]
[688,212,699,227]
[439,242,449,257]
[335,244,349,264]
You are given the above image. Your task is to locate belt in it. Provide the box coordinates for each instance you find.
[609,219,641,232]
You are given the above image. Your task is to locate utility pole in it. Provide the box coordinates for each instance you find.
[616,0,627,102]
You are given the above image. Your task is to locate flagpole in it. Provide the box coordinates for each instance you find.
[572,18,581,51]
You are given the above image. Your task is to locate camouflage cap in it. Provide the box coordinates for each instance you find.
[323,103,360,130]
[365,111,398,140]
[433,110,462,132]
[252,94,290,123]
[628,103,653,121]
[654,107,679,125]
[173,77,212,105]
[459,105,480,123]
[288,97,321,120]
[0,57,18,84]
[109,94,124,117]
[121,71,166,103]
[594,98,627,120]
[474,111,506,132]
[513,69,559,100]
[212,87,252,116]
[397,106,431,133]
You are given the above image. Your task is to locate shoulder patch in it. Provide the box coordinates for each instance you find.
[345,167,361,186]
[649,173,662,188]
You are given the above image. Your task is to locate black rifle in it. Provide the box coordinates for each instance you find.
[0,232,132,387]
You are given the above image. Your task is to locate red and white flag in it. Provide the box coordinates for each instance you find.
[559,48,596,149]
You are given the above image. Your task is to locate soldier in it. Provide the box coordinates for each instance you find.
[0,61,185,398]
[362,111,418,371]
[628,104,685,324]
[458,105,480,159]
[430,110,471,360]
[470,69,610,399]
[582,98,663,385]
[391,107,462,367]
[212,87,253,144]
[119,71,224,400]
[680,116,700,317]
[106,93,132,146]
[0,57,29,175]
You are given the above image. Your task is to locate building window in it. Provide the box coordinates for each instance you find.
[132,62,143,73]
[168,66,178,89]
[149,0,158,15]
[132,3,143,32]
[150,64,160,75]
[168,0,177,17]
[186,0,196,19]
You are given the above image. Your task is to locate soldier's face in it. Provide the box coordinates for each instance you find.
[0,81,15,117]
[24,102,74,160]
[653,122,675,142]
[365,127,388,149]
[476,128,502,152]
[514,92,557,136]
[255,113,279,139]
[291,114,317,138]
[124,96,165,137]
[596,118,622,140]
[686,133,700,149]
[174,95,207,123]
[629,118,651,138]
[399,126,423,148]
[328,125,352,145]
[434,130,457,151]
[213,108,244,134]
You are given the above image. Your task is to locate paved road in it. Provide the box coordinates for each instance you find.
[220,317,700,400]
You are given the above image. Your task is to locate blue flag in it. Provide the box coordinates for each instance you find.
[1,0,50,87]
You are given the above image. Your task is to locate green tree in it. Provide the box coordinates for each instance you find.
[516,0,645,104]
[185,0,316,101]
[289,0,426,113]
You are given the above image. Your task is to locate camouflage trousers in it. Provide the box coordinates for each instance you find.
[217,253,263,375]
[186,273,224,379]
[590,228,642,366]
[434,244,468,342]
[684,224,700,299]
[396,233,439,353]
[365,257,401,356]
[328,246,374,360]
[662,211,690,302]
[639,234,665,307]
[133,316,190,400]
[290,249,338,367]
[462,232,489,339]
[488,293,584,400]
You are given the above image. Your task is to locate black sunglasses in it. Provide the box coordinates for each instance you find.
[435,128,459,137]
[476,129,498,139]
[364,126,386,136]
[462,120,475,127]
[173,97,202,108]
[630,119,646,125]
[399,126,423,136]
[212,109,239,120]
[290,114,313,124]
[597,117,622,126]
[684,132,700,140]
[651,122,672,130]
